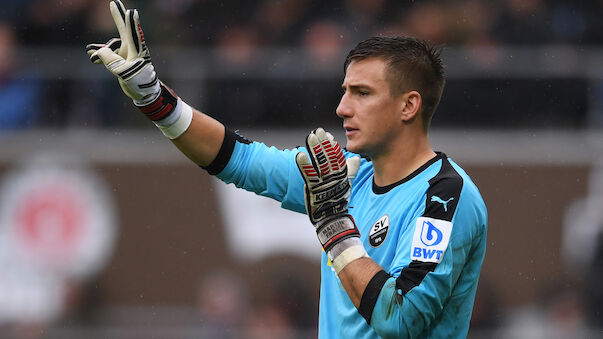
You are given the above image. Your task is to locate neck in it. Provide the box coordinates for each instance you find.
[371,130,436,187]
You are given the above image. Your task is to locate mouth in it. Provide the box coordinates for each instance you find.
[344,126,358,136]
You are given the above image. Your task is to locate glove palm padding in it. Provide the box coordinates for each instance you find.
[296,129,359,225]
[297,129,366,270]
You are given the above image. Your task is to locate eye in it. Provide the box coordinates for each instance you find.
[358,90,369,96]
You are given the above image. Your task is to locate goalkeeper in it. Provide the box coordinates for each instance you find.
[87,2,488,338]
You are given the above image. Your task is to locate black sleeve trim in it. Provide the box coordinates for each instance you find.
[358,270,391,325]
[202,129,251,175]
[395,261,437,295]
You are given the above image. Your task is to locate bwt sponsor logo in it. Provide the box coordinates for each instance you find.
[413,247,444,261]
[420,220,443,246]
[411,218,452,263]
[413,221,444,260]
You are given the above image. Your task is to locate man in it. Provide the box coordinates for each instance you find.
[87,1,487,338]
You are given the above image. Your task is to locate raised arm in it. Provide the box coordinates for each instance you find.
[86,0,223,167]
[86,1,312,214]
[171,110,224,167]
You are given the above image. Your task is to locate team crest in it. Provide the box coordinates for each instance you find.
[369,215,389,247]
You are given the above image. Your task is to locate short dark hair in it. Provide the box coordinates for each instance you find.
[344,36,445,130]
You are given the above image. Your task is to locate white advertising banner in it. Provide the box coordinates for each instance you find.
[214,178,322,262]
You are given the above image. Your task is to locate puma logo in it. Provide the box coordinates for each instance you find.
[431,195,454,212]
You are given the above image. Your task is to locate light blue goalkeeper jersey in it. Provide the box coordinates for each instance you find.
[207,130,488,339]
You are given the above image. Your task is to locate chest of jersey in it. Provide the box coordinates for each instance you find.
[347,165,438,273]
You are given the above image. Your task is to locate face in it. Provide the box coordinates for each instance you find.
[336,58,405,157]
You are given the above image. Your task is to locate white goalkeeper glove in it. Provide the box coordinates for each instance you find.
[86,0,192,139]
[295,128,366,273]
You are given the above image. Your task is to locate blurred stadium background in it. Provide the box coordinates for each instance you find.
[0,0,602,338]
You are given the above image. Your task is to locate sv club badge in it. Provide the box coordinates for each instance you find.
[369,215,390,247]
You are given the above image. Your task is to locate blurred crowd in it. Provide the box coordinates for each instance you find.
[4,0,603,47]
[0,0,602,130]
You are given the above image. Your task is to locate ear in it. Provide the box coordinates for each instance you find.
[400,90,421,123]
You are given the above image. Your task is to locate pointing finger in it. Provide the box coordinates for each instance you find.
[110,0,128,57]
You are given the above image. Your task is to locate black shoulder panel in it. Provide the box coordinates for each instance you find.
[393,156,464,297]
[422,156,463,222]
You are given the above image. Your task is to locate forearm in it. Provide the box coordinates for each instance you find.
[171,108,225,167]
[338,257,383,307]
[339,260,409,338]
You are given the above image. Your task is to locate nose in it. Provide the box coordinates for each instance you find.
[336,92,352,118]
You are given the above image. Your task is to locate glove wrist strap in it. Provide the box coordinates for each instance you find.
[154,98,193,139]
[316,214,361,251]
[135,82,193,139]
[135,82,177,121]
[316,215,368,274]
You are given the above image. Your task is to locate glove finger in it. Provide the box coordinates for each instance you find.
[346,157,361,179]
[320,130,343,174]
[88,39,120,52]
[90,53,102,64]
[110,0,127,24]
[86,44,103,63]
[87,39,122,64]
[329,141,347,177]
[125,9,149,60]
[110,0,128,57]
[326,131,335,141]
[296,152,319,185]
[305,132,325,177]
[313,128,346,178]
[133,9,146,55]
[86,38,120,53]
[86,43,104,53]
[105,38,122,51]
[311,128,332,171]
[122,9,137,59]
[314,127,328,141]
[92,47,126,75]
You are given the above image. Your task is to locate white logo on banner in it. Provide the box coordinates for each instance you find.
[0,154,117,323]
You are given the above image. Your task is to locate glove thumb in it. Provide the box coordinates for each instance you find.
[92,47,126,75]
[346,157,360,180]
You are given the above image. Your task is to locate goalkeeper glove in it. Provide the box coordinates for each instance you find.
[295,128,366,274]
[85,0,192,139]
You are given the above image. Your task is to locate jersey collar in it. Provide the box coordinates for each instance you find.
[372,152,445,194]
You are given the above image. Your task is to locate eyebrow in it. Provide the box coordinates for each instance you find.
[342,84,372,91]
